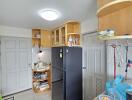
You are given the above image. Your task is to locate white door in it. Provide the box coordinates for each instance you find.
[83,33,106,100]
[1,37,32,96]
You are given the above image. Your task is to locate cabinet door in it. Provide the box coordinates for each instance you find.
[41,30,51,47]
[60,27,65,46]
[55,29,60,46]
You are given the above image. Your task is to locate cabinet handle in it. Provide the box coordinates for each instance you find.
[82,67,87,69]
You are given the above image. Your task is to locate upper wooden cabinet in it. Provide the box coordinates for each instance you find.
[52,21,81,47]
[97,0,114,9]
[32,21,80,47]
[32,29,51,48]
[97,0,113,8]
[97,0,132,17]
[97,0,132,36]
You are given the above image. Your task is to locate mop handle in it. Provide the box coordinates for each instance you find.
[114,47,116,79]
[125,46,128,80]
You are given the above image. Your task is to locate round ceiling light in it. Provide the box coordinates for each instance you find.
[38,9,60,21]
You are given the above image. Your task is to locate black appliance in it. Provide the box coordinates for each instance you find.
[52,47,82,100]
[127,91,132,100]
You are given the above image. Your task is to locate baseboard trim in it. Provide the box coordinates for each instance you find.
[3,88,32,98]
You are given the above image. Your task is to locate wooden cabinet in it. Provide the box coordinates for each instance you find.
[97,0,113,8]
[60,26,66,45]
[97,0,132,36]
[65,22,80,46]
[32,29,41,47]
[32,29,51,47]
[52,26,66,46]
[32,21,80,47]
[52,21,81,47]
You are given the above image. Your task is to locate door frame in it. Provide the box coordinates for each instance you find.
[0,36,32,96]
[82,32,107,100]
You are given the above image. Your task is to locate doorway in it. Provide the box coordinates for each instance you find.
[1,37,32,96]
[82,33,106,100]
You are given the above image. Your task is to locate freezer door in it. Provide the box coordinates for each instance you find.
[64,47,82,100]
[52,80,64,100]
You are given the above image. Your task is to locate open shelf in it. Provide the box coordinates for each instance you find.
[32,65,51,93]
[67,33,80,35]
[33,86,50,93]
[97,0,132,17]
[97,35,132,40]
[52,21,80,47]
[33,78,48,82]
[67,33,80,46]
[32,69,50,73]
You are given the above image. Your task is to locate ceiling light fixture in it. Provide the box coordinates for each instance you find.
[38,9,60,21]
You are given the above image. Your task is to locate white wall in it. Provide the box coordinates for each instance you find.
[0,25,32,38]
[0,38,1,95]
[81,17,98,34]
[32,46,51,64]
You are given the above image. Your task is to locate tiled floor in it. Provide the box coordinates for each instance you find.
[3,90,51,100]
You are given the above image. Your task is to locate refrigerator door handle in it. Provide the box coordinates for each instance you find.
[82,67,87,69]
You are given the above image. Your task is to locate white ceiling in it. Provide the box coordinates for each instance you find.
[0,0,97,29]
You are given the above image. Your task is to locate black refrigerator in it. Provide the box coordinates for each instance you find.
[52,46,82,100]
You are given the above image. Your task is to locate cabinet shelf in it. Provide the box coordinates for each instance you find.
[32,37,41,39]
[52,21,80,47]
[32,69,50,73]
[67,33,80,35]
[32,66,51,93]
[97,0,132,17]
[97,35,132,40]
[33,86,50,93]
[33,78,48,82]
[32,29,51,47]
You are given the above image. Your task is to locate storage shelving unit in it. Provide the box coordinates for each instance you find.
[32,67,51,93]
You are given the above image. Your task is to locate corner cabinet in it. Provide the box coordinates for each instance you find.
[97,0,132,36]
[52,21,81,47]
[32,29,51,48]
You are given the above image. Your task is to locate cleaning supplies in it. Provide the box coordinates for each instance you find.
[109,44,121,79]
[98,29,115,37]
[105,75,132,100]
[125,45,129,80]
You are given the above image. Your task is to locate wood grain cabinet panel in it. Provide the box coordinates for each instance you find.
[97,0,113,8]
[41,30,51,48]
[32,29,52,48]
[97,0,132,36]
